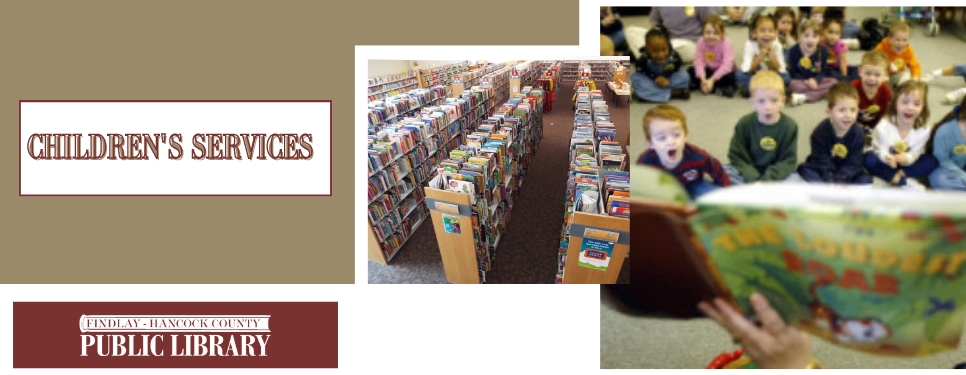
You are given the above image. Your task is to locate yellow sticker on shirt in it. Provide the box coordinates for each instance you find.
[665,64,675,72]
[832,143,848,158]
[868,104,880,114]
[705,51,716,62]
[685,6,695,16]
[800,56,812,69]
[954,144,966,156]
[760,137,777,151]
[891,141,908,154]
[894,58,906,70]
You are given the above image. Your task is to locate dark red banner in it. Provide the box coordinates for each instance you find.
[13,302,337,368]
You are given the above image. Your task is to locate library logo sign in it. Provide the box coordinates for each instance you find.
[79,315,272,357]
[14,302,338,368]
[19,100,331,196]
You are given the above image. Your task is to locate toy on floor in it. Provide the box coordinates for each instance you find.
[707,349,756,369]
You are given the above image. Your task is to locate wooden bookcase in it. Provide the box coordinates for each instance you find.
[562,212,629,284]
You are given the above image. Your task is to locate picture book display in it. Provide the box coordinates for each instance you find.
[628,164,966,357]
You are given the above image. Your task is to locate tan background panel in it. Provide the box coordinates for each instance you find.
[0,0,578,284]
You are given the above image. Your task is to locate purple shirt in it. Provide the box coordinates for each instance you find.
[649,7,716,42]
[694,36,735,81]
[822,40,848,69]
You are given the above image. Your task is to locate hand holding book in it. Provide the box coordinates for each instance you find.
[699,293,815,369]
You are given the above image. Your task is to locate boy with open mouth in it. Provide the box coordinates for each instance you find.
[637,104,730,199]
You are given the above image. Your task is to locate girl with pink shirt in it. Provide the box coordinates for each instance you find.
[688,14,737,97]
[822,18,858,82]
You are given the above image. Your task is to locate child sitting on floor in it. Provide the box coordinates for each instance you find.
[863,80,938,190]
[786,20,837,106]
[874,20,922,87]
[774,7,798,55]
[927,97,966,191]
[689,14,737,97]
[794,82,871,184]
[725,70,799,184]
[637,104,730,199]
[853,50,892,133]
[736,13,791,98]
[822,17,858,83]
[632,25,690,102]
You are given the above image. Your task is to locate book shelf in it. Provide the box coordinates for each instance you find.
[368,69,420,102]
[589,61,614,82]
[368,69,515,265]
[422,84,543,283]
[557,84,629,284]
[367,86,451,264]
[418,61,470,89]
[560,60,580,82]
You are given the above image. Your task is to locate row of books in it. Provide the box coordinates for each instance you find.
[367,69,417,87]
[367,80,508,262]
[367,86,447,127]
[424,90,542,283]
[556,86,629,283]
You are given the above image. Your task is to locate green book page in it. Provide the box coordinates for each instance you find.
[691,186,966,357]
[629,164,691,206]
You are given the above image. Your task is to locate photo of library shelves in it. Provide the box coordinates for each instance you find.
[367,58,632,284]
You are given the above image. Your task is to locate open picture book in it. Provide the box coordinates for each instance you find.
[616,164,966,357]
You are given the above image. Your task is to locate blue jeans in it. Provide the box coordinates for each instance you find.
[843,21,860,39]
[929,167,966,190]
[735,70,791,91]
[607,30,626,50]
[828,66,859,83]
[955,64,966,82]
[796,165,873,184]
[724,164,745,184]
[631,71,689,103]
[863,152,939,184]
[687,179,720,199]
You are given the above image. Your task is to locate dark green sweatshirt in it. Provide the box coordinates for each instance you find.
[727,112,799,182]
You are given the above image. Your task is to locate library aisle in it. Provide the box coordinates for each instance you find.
[367,59,631,284]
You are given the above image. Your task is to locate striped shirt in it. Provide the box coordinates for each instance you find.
[638,143,731,187]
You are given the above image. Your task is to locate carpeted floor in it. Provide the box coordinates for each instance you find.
[605,6,966,369]
[369,73,631,284]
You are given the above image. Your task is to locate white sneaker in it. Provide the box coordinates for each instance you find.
[903,178,926,192]
[843,38,860,50]
[790,93,807,106]
[944,87,966,105]
[920,73,935,84]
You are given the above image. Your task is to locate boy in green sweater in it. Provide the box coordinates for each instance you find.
[724,70,799,184]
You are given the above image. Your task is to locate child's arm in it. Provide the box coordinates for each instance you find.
[902,126,930,165]
[703,151,732,187]
[669,49,683,77]
[808,125,834,180]
[638,54,661,81]
[813,45,828,83]
[906,46,921,78]
[694,39,708,79]
[727,121,762,182]
[933,123,966,182]
[837,44,848,76]
[742,41,759,73]
[711,39,736,81]
[773,43,787,73]
[786,45,805,79]
[834,126,866,182]
[761,122,799,180]
[873,123,892,162]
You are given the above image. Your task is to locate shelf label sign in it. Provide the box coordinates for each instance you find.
[578,238,614,272]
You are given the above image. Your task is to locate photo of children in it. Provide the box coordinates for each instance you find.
[613,5,966,370]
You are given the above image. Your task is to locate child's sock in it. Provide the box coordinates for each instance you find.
[933,69,943,77]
